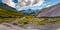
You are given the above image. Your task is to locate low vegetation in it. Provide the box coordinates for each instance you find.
[0,7,60,26]
[0,16,60,26]
[0,7,25,18]
[0,7,25,24]
[17,17,60,26]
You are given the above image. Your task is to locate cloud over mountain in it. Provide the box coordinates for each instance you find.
[2,0,44,10]
[3,0,16,7]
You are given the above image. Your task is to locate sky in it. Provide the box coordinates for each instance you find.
[35,0,60,10]
[13,0,18,3]
[0,0,2,3]
[32,0,60,9]
[44,0,60,6]
[0,0,60,11]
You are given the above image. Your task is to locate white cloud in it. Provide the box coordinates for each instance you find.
[46,5,51,7]
[33,0,44,6]
[2,0,45,11]
[3,0,16,7]
[17,0,45,10]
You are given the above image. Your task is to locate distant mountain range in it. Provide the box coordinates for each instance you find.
[1,2,60,16]
[36,3,60,18]
[19,9,40,15]
[0,3,40,15]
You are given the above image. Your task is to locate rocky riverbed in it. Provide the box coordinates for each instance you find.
[0,23,60,30]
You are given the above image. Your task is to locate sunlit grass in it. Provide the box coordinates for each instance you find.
[17,17,60,26]
[0,16,60,26]
[0,18,17,24]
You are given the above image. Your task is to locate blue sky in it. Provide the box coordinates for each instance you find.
[12,0,60,5]
[0,0,2,3]
[13,0,18,3]
[38,0,60,10]
[34,0,60,10]
[0,0,60,10]
[45,0,60,6]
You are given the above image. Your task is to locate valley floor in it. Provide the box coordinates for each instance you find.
[0,16,60,30]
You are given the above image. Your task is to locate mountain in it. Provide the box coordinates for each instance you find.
[0,3,17,11]
[36,3,60,18]
[0,4,24,18]
[0,3,39,15]
[19,9,39,15]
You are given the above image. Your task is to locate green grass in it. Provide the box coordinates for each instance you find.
[0,16,60,26]
[0,7,25,24]
[17,16,46,26]
[0,18,17,24]
[0,7,25,18]
[16,17,60,26]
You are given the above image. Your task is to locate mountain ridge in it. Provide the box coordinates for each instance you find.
[0,3,17,11]
[36,3,60,18]
[0,3,24,18]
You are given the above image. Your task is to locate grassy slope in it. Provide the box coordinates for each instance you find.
[0,7,26,24]
[0,7,25,18]
[17,17,60,26]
